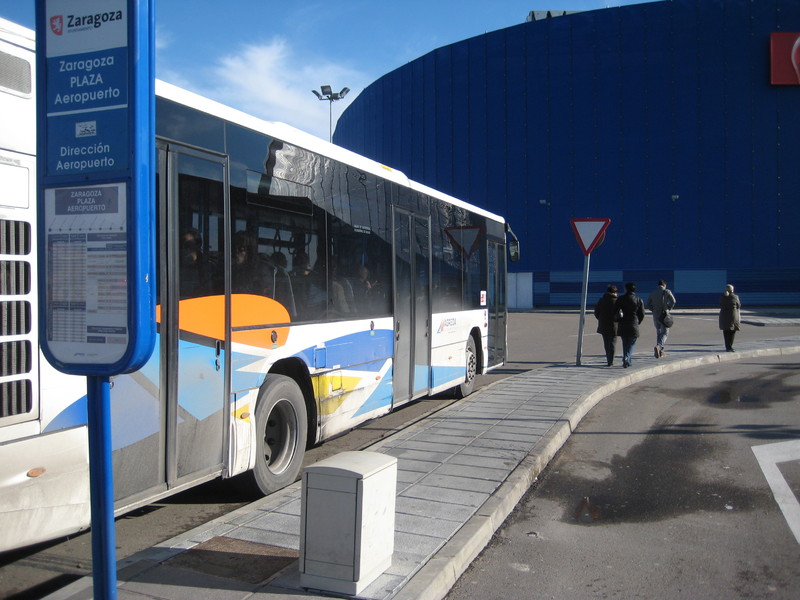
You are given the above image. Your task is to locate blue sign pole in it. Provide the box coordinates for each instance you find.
[86,375,116,600]
[35,2,155,598]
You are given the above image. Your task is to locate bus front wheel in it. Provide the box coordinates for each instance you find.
[245,375,308,496]
[455,336,477,398]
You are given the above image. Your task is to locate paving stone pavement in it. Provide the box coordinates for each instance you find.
[47,334,800,600]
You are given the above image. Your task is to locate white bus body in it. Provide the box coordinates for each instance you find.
[0,18,514,553]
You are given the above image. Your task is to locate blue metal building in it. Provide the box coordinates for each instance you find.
[334,0,800,307]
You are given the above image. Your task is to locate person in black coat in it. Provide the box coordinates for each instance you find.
[614,282,645,368]
[594,284,619,366]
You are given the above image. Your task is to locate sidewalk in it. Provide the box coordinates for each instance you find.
[49,333,800,600]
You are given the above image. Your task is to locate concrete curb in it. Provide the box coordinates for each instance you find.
[392,344,800,600]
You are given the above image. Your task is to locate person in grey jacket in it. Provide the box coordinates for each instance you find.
[719,284,741,351]
[646,280,676,358]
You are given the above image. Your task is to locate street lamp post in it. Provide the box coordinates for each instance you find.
[311,85,350,142]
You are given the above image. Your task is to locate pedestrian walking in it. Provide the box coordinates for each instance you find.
[719,284,741,351]
[614,282,645,368]
[646,280,676,358]
[594,284,620,366]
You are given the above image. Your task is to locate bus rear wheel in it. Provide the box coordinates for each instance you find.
[455,336,477,398]
[243,375,307,496]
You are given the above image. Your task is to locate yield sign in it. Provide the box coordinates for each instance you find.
[445,226,483,258]
[570,218,611,256]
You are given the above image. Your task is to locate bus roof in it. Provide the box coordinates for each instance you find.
[0,18,35,51]
[0,19,503,225]
[155,79,504,224]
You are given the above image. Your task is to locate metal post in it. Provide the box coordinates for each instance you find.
[312,86,349,143]
[87,375,117,600]
[576,252,590,366]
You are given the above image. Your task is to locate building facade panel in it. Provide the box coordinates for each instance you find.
[335,0,800,306]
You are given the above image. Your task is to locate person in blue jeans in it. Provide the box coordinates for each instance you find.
[614,282,645,368]
[646,280,676,358]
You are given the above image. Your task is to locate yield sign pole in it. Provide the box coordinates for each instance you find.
[571,218,611,366]
[576,251,591,366]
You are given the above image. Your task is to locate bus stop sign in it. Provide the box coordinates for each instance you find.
[36,0,155,376]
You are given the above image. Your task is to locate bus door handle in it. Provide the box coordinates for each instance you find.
[215,340,222,372]
[395,321,400,341]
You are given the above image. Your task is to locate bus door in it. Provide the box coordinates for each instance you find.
[160,142,229,487]
[392,208,431,405]
[486,241,507,367]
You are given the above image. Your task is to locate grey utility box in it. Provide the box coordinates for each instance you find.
[299,451,397,595]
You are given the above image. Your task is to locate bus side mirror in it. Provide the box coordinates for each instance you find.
[508,240,520,262]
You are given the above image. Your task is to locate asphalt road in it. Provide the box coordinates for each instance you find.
[0,309,797,599]
[446,353,800,600]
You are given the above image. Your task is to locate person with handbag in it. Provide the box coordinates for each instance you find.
[719,284,741,351]
[594,284,620,366]
[646,280,676,358]
[614,282,645,368]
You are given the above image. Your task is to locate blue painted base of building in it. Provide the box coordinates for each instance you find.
[508,269,800,309]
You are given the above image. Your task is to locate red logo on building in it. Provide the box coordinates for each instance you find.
[770,32,800,85]
[50,15,64,36]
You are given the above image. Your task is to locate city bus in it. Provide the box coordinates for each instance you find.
[0,17,519,552]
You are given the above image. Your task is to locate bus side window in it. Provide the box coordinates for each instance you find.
[232,177,325,323]
[180,227,218,299]
[231,230,270,295]
[328,215,391,318]
[269,252,296,318]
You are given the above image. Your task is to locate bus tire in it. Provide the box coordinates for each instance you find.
[455,336,477,398]
[245,375,308,496]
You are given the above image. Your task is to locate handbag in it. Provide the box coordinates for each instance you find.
[659,288,674,328]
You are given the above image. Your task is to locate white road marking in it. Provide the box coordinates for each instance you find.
[752,439,800,545]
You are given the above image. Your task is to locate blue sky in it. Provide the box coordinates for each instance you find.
[1,1,656,139]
